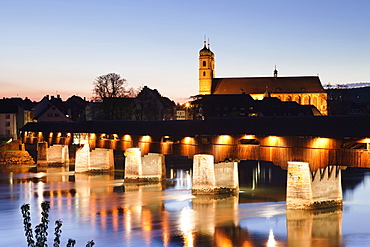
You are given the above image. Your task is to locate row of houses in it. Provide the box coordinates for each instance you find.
[0,86,177,140]
[2,85,370,141]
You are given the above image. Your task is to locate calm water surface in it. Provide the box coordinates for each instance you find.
[0,163,370,246]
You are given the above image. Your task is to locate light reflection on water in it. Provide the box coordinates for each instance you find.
[0,164,370,246]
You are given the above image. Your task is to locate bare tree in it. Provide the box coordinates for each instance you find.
[92,73,142,120]
[93,73,127,101]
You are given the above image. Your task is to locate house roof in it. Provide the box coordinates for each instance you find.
[212,76,325,94]
[0,100,18,113]
[20,116,370,138]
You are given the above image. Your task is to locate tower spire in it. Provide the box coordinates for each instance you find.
[199,37,215,95]
[274,65,278,78]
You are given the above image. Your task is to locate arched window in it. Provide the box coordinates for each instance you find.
[293,96,301,104]
[203,61,206,67]
[303,96,310,105]
[203,72,206,76]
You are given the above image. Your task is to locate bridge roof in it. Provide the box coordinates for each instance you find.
[21,116,370,138]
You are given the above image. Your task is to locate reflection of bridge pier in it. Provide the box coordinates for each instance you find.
[287,208,343,247]
[191,194,241,245]
[192,195,239,234]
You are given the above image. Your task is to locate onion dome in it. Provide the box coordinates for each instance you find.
[199,42,214,57]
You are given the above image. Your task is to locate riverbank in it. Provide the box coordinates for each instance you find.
[0,140,35,165]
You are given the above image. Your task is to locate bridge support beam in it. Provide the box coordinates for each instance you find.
[192,154,239,195]
[37,142,69,166]
[124,148,165,182]
[75,144,114,172]
[286,161,343,210]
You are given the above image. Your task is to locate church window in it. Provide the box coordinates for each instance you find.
[203,72,206,76]
[203,61,206,67]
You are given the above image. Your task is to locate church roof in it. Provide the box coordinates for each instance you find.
[211,76,325,94]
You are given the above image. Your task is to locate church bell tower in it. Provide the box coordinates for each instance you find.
[199,40,215,95]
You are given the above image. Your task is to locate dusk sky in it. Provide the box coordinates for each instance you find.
[1,0,369,103]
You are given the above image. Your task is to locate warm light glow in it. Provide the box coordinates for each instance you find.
[266,136,279,146]
[217,135,232,144]
[49,132,53,138]
[100,133,106,139]
[182,137,195,145]
[242,135,255,140]
[113,134,118,139]
[67,133,71,137]
[140,135,151,143]
[90,133,96,139]
[142,209,152,232]
[123,134,132,141]
[314,137,330,148]
[57,132,62,137]
[185,102,190,108]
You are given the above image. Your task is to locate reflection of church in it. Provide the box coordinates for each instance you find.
[199,41,328,115]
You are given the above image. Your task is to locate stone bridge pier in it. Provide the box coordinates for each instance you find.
[75,143,114,172]
[37,142,69,166]
[286,161,343,210]
[124,148,166,182]
[192,154,239,195]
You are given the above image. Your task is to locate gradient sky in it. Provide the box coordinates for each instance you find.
[1,0,369,103]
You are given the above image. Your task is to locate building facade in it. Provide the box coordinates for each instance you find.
[198,42,328,115]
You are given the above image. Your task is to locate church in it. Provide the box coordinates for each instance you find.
[198,41,328,115]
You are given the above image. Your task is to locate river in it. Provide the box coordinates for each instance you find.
[0,162,370,246]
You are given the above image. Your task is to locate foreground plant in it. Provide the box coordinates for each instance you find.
[21,201,95,247]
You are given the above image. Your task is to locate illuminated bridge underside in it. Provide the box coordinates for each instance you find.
[21,116,370,170]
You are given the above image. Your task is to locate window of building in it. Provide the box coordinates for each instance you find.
[203,71,206,77]
[47,113,53,117]
[203,61,206,67]
[6,130,10,135]
[54,113,60,117]
[5,114,10,119]
[5,122,10,127]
